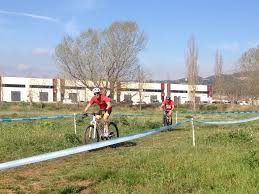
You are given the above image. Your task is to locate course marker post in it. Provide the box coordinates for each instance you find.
[74,113,77,134]
[191,117,195,147]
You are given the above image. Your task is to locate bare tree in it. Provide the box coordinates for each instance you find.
[55,30,104,88]
[55,21,147,99]
[136,65,150,110]
[238,46,259,98]
[214,49,224,100]
[99,21,147,98]
[186,35,199,111]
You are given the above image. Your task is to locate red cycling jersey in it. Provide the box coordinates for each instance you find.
[89,95,111,111]
[162,100,175,110]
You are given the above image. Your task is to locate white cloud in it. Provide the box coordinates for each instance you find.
[0,10,59,23]
[17,64,30,70]
[32,48,54,55]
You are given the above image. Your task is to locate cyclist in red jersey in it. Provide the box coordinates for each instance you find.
[160,96,175,124]
[83,87,112,130]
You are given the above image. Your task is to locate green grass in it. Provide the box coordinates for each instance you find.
[0,103,258,193]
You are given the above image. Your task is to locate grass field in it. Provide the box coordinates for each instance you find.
[0,103,258,194]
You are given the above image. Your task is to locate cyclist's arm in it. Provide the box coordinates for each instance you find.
[84,102,92,112]
[171,101,175,110]
[160,103,165,110]
[106,101,112,111]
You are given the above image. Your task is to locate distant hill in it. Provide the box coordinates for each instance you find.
[155,72,245,85]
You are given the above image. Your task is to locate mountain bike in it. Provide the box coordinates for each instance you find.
[163,110,172,126]
[83,113,119,144]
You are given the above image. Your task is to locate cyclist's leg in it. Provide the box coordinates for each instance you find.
[168,110,173,124]
[103,109,112,130]
[162,110,167,126]
[96,110,106,137]
[96,111,102,122]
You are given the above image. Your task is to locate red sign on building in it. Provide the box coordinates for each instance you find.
[207,85,212,97]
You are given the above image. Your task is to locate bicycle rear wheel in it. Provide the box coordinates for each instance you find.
[84,125,100,144]
[108,122,119,139]
[163,115,168,126]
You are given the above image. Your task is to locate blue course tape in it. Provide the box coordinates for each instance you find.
[0,115,74,122]
[0,113,144,123]
[179,110,259,115]
[195,115,259,125]
[0,120,190,171]
[1,114,258,170]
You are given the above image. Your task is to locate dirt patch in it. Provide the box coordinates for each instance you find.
[0,189,15,194]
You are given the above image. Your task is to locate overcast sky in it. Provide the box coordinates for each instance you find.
[0,0,258,80]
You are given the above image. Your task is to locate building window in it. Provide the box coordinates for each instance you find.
[150,95,158,102]
[143,89,162,92]
[11,91,21,101]
[4,84,25,88]
[39,92,48,102]
[174,96,181,104]
[195,96,201,103]
[61,93,65,102]
[171,90,188,93]
[123,94,132,102]
[65,86,85,90]
[30,85,53,89]
[69,93,78,103]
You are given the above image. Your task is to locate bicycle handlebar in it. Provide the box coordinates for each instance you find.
[81,112,97,118]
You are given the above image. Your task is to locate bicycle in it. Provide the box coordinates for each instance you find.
[163,110,172,126]
[83,113,119,144]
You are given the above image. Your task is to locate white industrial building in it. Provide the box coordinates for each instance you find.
[0,76,212,104]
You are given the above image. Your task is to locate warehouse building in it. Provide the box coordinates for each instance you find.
[0,76,212,104]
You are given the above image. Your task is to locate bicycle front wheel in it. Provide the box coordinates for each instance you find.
[108,122,119,139]
[84,125,100,144]
[163,116,168,126]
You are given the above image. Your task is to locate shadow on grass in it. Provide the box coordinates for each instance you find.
[86,141,137,152]
[114,141,137,148]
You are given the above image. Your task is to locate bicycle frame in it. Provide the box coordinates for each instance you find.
[163,110,172,126]
[89,114,97,139]
[88,113,109,139]
[84,112,119,144]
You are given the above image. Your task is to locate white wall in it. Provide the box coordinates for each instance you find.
[2,77,29,102]
[0,77,210,104]
[28,78,53,102]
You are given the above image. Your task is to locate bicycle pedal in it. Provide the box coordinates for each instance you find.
[108,132,114,138]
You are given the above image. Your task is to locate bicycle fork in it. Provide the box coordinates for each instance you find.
[89,120,97,139]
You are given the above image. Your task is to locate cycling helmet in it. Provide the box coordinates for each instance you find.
[92,87,101,94]
[166,96,171,100]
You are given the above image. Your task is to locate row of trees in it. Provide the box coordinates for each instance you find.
[213,46,259,102]
[55,20,258,110]
[186,36,259,109]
